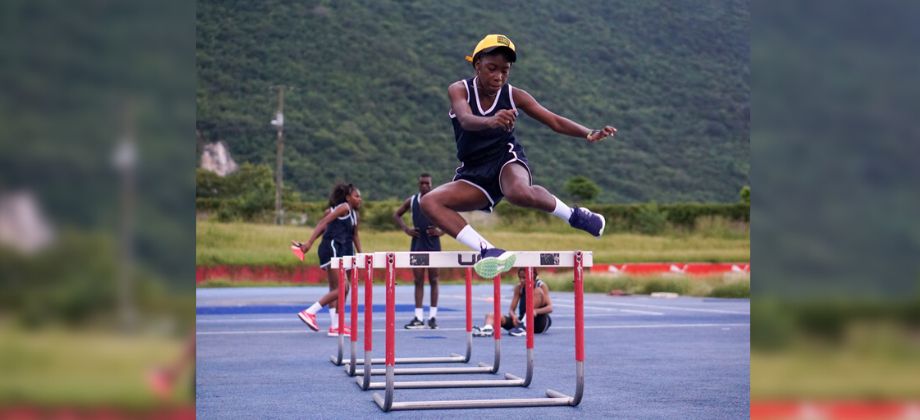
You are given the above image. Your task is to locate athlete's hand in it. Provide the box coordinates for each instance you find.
[425,226,443,237]
[586,125,617,143]
[490,109,517,131]
[291,240,310,253]
[509,311,519,322]
[404,227,420,238]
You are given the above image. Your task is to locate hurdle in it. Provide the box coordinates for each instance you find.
[358,265,538,390]
[328,254,479,373]
[328,257,351,366]
[373,251,589,411]
[347,253,498,378]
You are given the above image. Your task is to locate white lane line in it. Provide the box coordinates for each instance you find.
[195,313,637,324]
[552,302,664,316]
[196,323,749,335]
[551,299,749,315]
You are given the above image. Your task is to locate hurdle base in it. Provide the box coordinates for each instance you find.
[374,392,576,411]
[355,365,495,376]
[362,373,525,390]
[329,355,343,366]
[355,353,466,365]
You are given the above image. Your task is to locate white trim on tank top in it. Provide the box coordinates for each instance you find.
[472,77,502,115]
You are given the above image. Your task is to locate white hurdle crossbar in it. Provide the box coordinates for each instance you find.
[371,251,590,411]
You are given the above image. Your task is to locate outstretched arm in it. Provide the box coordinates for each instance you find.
[513,87,616,143]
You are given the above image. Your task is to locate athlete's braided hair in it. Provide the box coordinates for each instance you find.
[328,182,356,208]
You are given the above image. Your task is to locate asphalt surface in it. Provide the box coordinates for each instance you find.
[196,285,749,419]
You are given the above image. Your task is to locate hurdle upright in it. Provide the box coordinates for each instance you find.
[373,250,590,411]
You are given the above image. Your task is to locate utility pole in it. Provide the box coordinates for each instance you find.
[272,86,285,225]
[112,99,137,332]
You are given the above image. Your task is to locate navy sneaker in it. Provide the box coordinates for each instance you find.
[509,326,527,337]
[568,207,606,237]
[404,317,425,330]
[474,247,516,279]
[427,317,438,329]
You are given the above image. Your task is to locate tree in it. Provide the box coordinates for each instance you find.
[565,176,601,203]
[740,185,750,205]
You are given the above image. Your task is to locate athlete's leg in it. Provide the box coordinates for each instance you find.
[412,268,425,310]
[423,181,516,278]
[408,268,425,323]
[420,181,490,237]
[501,162,606,237]
[428,268,439,308]
[499,162,555,212]
[323,267,337,310]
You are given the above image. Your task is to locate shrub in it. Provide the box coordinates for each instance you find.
[634,203,668,235]
[564,176,601,203]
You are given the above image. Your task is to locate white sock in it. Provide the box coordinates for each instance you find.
[415,308,423,320]
[305,302,322,315]
[552,196,574,221]
[429,307,437,319]
[456,224,494,251]
[329,308,337,328]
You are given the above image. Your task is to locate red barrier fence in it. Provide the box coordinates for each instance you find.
[196,262,750,284]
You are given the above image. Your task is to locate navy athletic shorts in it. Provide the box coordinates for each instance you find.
[453,142,531,212]
[317,239,355,269]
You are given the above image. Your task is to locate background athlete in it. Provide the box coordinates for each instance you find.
[292,183,362,336]
[393,173,444,329]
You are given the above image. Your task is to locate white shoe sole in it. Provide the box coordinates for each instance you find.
[473,251,516,278]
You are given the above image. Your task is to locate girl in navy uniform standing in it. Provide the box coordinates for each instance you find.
[420,34,617,279]
[393,173,444,329]
[293,183,362,336]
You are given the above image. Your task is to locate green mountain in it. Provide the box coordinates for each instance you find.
[197,0,749,203]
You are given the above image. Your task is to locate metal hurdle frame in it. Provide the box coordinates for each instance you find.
[352,252,508,378]
[358,265,536,390]
[372,251,590,411]
[328,253,480,373]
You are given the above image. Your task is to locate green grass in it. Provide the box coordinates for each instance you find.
[0,325,190,407]
[196,221,749,267]
[752,342,920,399]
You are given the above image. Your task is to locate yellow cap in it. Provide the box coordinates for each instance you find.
[465,34,516,63]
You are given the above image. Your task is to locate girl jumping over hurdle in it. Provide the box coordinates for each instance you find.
[292,182,363,336]
[420,34,617,279]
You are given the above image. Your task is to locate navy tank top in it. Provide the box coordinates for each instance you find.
[449,77,519,164]
[322,203,357,244]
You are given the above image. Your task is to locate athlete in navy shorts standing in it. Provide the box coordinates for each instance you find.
[293,183,363,337]
[420,34,618,278]
[393,173,444,329]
